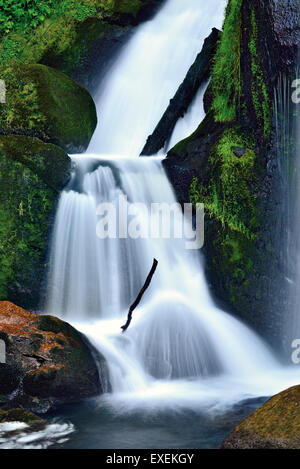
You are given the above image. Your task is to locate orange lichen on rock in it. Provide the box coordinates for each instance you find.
[27,364,67,375]
[0,301,104,411]
[0,301,73,355]
[0,301,37,337]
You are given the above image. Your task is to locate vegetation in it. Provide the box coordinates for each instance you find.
[190,127,259,239]
[211,0,242,122]
[248,8,271,137]
[0,138,70,302]
[189,126,262,306]
[0,63,97,152]
[0,0,147,70]
[0,0,53,35]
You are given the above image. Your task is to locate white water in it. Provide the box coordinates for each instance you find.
[47,0,300,414]
[89,0,225,155]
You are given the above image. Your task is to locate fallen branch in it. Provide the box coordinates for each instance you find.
[121,258,158,332]
[141,28,221,156]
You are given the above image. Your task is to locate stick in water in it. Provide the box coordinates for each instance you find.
[121,258,158,332]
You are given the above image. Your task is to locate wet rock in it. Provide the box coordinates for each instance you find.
[0,302,109,413]
[0,408,45,427]
[222,386,300,449]
[232,146,246,158]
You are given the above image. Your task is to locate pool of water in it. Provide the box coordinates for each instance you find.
[42,396,267,449]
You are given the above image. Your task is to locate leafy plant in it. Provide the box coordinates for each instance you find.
[0,0,52,35]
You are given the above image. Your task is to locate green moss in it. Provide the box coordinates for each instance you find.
[0,63,97,152]
[0,408,44,426]
[36,315,69,335]
[0,0,154,70]
[248,8,271,138]
[235,386,300,439]
[189,126,262,309]
[190,127,259,238]
[211,0,242,122]
[0,135,71,191]
[0,152,55,299]
[0,138,70,302]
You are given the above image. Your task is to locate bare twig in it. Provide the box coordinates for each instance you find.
[121,259,158,332]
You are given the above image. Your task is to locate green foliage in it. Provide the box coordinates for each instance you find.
[0,151,56,299]
[190,127,263,307]
[211,0,242,122]
[0,0,52,35]
[248,8,271,138]
[0,63,97,152]
[0,0,148,69]
[0,137,70,300]
[189,127,259,239]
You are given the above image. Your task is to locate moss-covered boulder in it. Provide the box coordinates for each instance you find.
[0,301,109,413]
[0,136,71,309]
[222,386,300,449]
[0,408,45,427]
[0,135,71,191]
[0,63,97,153]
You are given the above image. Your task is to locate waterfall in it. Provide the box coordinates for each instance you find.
[88,0,226,156]
[279,56,300,345]
[46,0,300,411]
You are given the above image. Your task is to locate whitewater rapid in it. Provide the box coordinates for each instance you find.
[46,0,300,413]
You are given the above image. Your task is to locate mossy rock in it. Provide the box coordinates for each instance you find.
[222,386,300,449]
[0,135,71,191]
[0,302,109,412]
[0,63,97,153]
[0,408,45,426]
[0,137,70,308]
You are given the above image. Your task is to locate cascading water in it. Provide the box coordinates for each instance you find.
[88,0,224,156]
[46,0,300,415]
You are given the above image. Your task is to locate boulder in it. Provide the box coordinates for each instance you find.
[0,135,71,191]
[0,63,97,153]
[0,302,109,413]
[0,136,71,309]
[0,408,45,427]
[222,386,300,449]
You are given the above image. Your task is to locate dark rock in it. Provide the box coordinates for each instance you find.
[267,0,300,72]
[141,28,221,156]
[0,302,109,413]
[0,408,45,427]
[232,146,246,158]
[222,386,300,449]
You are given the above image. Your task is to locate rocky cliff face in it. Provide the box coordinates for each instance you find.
[165,0,300,348]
